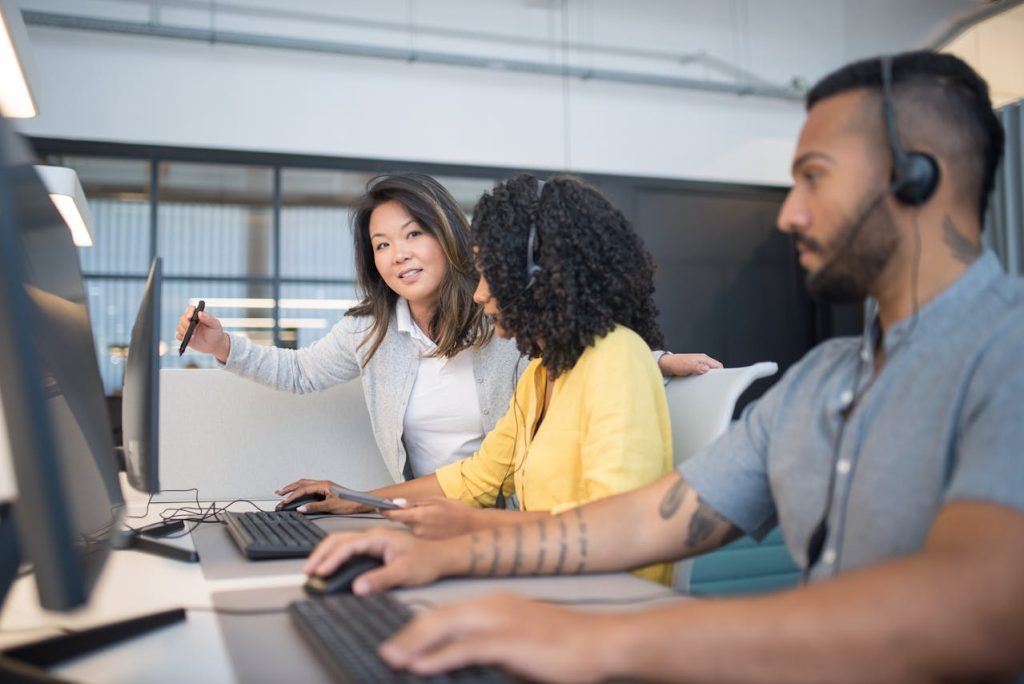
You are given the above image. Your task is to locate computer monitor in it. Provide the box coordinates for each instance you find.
[0,114,185,678]
[0,113,123,612]
[121,257,162,494]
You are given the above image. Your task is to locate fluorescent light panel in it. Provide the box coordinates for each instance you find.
[188,297,357,310]
[0,1,38,118]
[35,165,95,247]
[218,317,329,329]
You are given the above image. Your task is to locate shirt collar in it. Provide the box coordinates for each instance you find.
[395,297,436,350]
[863,250,1003,356]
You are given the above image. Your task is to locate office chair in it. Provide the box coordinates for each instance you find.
[663,362,778,591]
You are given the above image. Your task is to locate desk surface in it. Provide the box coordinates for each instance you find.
[0,498,682,683]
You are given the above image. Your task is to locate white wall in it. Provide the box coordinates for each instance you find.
[13,0,979,186]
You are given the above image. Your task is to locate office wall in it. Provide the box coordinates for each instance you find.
[0,0,906,187]
[14,1,977,185]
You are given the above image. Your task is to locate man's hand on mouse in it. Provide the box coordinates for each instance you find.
[275,478,366,515]
[305,528,461,595]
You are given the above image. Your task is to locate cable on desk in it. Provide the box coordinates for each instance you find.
[126,497,278,540]
[123,488,200,520]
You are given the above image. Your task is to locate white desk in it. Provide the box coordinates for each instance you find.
[0,494,683,683]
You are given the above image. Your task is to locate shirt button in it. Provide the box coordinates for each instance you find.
[477,377,484,384]
[483,409,490,415]
[839,390,854,406]
[822,548,837,565]
[836,459,851,475]
[860,349,870,362]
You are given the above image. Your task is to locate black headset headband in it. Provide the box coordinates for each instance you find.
[880,56,939,206]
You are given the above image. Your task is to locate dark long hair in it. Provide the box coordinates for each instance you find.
[347,173,490,364]
[472,174,663,377]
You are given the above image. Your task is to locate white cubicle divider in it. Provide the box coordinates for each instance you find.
[157,369,393,502]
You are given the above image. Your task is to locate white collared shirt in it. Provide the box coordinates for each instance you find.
[396,298,486,478]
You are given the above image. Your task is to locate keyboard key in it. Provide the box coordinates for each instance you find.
[289,594,511,683]
[222,511,326,560]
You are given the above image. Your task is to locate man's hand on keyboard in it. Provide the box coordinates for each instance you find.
[304,529,456,595]
[379,592,614,683]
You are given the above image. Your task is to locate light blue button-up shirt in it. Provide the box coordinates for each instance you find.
[681,251,1024,580]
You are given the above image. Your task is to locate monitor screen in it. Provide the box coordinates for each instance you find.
[121,257,161,494]
[0,113,124,610]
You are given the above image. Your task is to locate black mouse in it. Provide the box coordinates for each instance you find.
[304,554,384,595]
[275,492,326,513]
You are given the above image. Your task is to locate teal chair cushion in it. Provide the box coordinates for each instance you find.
[689,527,801,596]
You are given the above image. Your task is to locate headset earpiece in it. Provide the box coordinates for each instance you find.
[525,222,542,287]
[891,152,940,206]
[524,179,545,287]
[881,56,939,206]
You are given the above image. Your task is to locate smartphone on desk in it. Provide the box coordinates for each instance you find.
[330,485,401,511]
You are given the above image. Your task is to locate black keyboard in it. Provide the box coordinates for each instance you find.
[289,593,511,683]
[222,510,327,559]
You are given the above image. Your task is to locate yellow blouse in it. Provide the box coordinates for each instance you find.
[435,325,673,584]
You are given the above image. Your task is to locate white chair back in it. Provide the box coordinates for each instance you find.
[664,362,778,590]
[665,362,778,468]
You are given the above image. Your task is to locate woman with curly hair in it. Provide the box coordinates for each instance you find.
[178,173,717,518]
[308,174,680,584]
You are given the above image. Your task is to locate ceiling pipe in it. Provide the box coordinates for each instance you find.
[22,10,801,101]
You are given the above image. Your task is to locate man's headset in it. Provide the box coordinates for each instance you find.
[807,56,940,290]
[525,178,545,287]
[881,55,939,206]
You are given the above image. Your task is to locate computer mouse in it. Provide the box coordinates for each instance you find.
[275,492,326,512]
[304,554,384,595]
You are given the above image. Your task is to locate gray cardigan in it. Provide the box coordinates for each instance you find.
[225,313,524,483]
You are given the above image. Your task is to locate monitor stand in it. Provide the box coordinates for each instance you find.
[114,520,199,563]
[0,505,187,683]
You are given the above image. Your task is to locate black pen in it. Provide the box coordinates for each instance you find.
[179,300,205,356]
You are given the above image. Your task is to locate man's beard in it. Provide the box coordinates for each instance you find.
[801,189,900,303]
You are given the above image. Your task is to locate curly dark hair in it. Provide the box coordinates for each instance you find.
[472,174,663,377]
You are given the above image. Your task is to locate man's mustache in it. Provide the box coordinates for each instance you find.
[794,233,825,253]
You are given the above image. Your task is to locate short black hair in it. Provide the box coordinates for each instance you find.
[472,174,664,378]
[807,51,1004,225]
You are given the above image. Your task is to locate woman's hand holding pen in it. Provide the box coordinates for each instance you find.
[175,305,231,362]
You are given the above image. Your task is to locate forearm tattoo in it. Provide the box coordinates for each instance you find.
[532,519,547,575]
[468,532,483,576]
[659,475,687,519]
[574,507,588,574]
[554,514,569,575]
[510,523,524,576]
[684,498,732,551]
[943,215,980,265]
[487,527,502,577]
